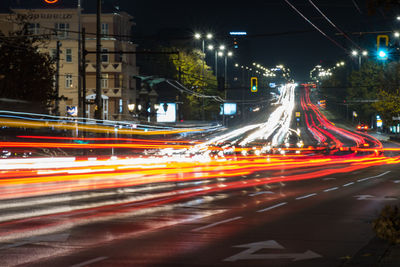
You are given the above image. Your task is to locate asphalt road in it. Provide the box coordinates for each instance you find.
[0,159,398,267]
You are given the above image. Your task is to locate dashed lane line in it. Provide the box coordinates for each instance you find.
[343,182,354,187]
[70,256,108,267]
[357,171,391,182]
[257,202,288,213]
[192,216,242,232]
[295,193,317,200]
[323,187,338,192]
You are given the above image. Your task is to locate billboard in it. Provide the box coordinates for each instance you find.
[220,103,237,115]
[157,103,176,122]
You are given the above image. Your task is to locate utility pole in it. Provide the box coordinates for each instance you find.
[94,0,102,121]
[81,27,86,120]
[77,0,82,117]
[55,40,61,116]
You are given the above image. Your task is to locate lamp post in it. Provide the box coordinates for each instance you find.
[351,50,368,69]
[224,51,233,88]
[195,33,212,121]
[194,32,212,77]
[207,44,225,78]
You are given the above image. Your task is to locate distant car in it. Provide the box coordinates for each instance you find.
[356,123,369,131]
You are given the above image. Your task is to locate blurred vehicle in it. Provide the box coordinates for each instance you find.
[356,123,368,132]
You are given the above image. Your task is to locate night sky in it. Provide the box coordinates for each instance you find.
[1,0,399,81]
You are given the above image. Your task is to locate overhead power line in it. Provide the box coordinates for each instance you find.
[308,0,361,50]
[284,0,348,53]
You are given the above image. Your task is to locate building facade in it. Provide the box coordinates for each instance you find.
[0,7,138,120]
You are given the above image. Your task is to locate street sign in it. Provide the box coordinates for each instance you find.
[392,117,400,120]
[66,106,78,116]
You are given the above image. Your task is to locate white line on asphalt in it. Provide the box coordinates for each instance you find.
[249,191,275,197]
[191,216,242,232]
[323,187,339,192]
[295,193,317,200]
[343,182,354,187]
[357,171,391,182]
[70,256,108,267]
[257,202,288,213]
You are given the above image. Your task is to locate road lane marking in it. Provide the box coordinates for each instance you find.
[323,187,338,192]
[249,191,275,197]
[357,171,391,182]
[192,216,242,232]
[70,256,108,267]
[257,202,288,213]
[295,193,317,200]
[393,180,400,184]
[322,177,336,181]
[223,240,322,262]
[343,182,354,187]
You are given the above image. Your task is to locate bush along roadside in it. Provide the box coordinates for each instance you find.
[373,205,400,244]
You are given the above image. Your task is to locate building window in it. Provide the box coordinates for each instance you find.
[50,48,57,60]
[101,74,109,88]
[101,23,109,36]
[119,99,123,113]
[65,48,72,63]
[114,74,120,88]
[101,48,109,62]
[65,74,73,88]
[55,23,69,38]
[28,23,40,35]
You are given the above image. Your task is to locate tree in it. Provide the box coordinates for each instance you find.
[372,62,400,124]
[169,48,220,120]
[0,20,56,112]
[347,61,383,122]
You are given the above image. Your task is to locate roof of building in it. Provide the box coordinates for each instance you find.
[1,0,122,14]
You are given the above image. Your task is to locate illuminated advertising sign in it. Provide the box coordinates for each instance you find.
[157,103,176,122]
[220,103,237,115]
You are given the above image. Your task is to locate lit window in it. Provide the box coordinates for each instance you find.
[65,48,72,63]
[65,74,73,88]
[101,74,109,88]
[101,48,109,62]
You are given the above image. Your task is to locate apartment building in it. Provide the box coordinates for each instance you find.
[0,7,138,120]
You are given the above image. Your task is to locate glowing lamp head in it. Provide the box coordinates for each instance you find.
[44,0,59,3]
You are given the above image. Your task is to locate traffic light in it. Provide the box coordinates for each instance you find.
[250,77,258,92]
[377,35,389,60]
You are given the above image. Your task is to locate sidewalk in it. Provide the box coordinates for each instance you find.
[343,236,400,266]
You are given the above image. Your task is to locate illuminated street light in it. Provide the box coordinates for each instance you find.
[362,50,368,56]
[395,32,400,38]
[351,50,358,56]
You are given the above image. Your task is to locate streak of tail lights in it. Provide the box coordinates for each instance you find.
[1,83,400,246]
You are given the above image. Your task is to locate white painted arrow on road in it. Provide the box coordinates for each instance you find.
[223,240,322,262]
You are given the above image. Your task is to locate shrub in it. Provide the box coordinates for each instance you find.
[373,205,400,244]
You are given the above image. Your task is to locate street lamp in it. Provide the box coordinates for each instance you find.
[194,32,213,76]
[208,44,225,77]
[224,51,233,87]
[351,50,368,69]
